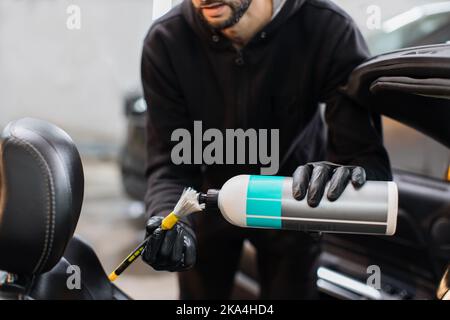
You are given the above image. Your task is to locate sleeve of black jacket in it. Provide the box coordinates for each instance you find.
[141,25,202,226]
[318,16,392,181]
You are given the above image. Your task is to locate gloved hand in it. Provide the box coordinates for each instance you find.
[292,161,366,207]
[142,216,197,272]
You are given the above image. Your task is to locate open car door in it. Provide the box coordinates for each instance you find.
[316,44,450,300]
[345,43,450,148]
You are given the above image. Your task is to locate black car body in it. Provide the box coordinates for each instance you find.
[121,94,148,202]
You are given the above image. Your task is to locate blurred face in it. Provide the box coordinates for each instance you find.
[192,0,252,30]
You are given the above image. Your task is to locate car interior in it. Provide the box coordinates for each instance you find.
[0,118,128,300]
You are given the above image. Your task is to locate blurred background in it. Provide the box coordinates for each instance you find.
[0,0,449,299]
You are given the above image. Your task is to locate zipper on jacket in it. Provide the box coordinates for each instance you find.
[234,49,248,129]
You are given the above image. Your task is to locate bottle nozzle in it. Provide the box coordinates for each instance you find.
[198,189,220,213]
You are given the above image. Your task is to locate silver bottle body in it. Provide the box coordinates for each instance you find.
[218,175,398,235]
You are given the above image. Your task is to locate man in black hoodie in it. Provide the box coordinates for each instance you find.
[141,0,392,299]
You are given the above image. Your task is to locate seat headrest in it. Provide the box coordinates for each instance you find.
[0,118,84,275]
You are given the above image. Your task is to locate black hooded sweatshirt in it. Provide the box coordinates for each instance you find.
[141,0,392,222]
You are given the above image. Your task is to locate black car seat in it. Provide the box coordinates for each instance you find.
[344,43,450,148]
[0,118,84,277]
[0,118,129,300]
[30,235,130,300]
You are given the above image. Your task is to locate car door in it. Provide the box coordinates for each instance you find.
[317,43,450,300]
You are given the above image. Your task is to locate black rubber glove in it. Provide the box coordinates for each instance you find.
[142,216,197,272]
[292,161,366,207]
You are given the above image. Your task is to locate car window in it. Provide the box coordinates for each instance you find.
[368,12,450,55]
[383,117,450,181]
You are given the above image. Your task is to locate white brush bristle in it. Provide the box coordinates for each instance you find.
[173,187,205,218]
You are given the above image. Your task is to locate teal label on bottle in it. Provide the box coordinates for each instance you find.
[246,175,284,229]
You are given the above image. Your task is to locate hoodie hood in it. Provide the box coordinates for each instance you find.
[181,0,307,49]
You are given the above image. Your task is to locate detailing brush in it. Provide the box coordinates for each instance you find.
[108,188,204,282]
[160,187,205,230]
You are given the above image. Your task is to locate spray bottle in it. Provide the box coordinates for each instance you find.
[110,177,398,280]
[199,175,398,236]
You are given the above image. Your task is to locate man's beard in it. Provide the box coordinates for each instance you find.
[197,0,252,30]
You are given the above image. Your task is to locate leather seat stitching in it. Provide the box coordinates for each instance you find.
[9,136,56,274]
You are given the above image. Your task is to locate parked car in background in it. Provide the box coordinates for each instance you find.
[119,2,450,299]
[120,93,147,203]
